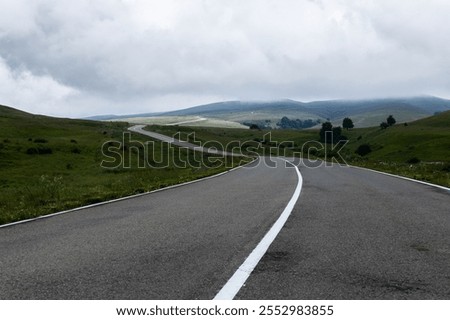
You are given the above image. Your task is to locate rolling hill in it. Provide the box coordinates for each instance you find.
[343,110,450,163]
[92,96,450,128]
[162,96,450,127]
[0,104,236,224]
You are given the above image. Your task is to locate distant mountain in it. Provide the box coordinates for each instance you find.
[158,96,450,128]
[6,96,448,129]
[162,100,306,116]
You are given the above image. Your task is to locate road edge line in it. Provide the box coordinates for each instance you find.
[348,165,450,192]
[213,159,303,300]
[0,158,258,229]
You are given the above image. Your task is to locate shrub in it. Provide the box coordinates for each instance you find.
[406,157,420,164]
[442,163,450,172]
[355,144,372,157]
[70,139,77,144]
[357,135,362,141]
[387,115,396,126]
[26,147,38,155]
[39,146,53,154]
[26,146,53,155]
[71,147,82,154]
[34,138,48,143]
[39,175,63,201]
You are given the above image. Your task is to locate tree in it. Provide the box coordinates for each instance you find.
[277,116,318,129]
[319,121,333,142]
[380,122,389,129]
[355,144,372,156]
[332,126,342,143]
[387,115,396,126]
[342,117,354,130]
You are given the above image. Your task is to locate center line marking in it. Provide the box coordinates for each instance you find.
[214,158,303,300]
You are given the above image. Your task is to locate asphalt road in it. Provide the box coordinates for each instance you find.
[237,159,450,299]
[1,129,449,300]
[0,157,297,299]
[129,125,237,156]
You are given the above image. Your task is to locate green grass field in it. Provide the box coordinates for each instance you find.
[0,105,246,225]
[1,105,447,225]
[148,111,450,187]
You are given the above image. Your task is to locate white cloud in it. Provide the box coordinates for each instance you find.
[0,57,78,116]
[0,0,39,37]
[0,0,449,116]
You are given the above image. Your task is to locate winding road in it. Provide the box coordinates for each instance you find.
[0,128,449,299]
[129,125,236,156]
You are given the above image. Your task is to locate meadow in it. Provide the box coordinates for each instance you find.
[1,105,447,225]
[0,106,244,225]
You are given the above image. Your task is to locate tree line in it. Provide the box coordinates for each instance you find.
[277,117,320,129]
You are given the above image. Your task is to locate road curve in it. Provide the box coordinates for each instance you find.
[0,154,299,299]
[129,124,237,156]
[1,126,449,300]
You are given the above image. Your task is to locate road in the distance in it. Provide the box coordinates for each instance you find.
[129,125,237,156]
[237,160,450,299]
[0,157,298,299]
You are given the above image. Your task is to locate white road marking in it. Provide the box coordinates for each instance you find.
[349,165,450,192]
[214,159,303,300]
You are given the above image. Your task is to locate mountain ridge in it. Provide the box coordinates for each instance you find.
[158,96,450,127]
[3,96,450,128]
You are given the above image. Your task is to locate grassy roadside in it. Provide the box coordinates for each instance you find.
[147,111,450,187]
[0,105,248,225]
[337,112,450,187]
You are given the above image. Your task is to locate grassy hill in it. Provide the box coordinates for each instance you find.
[343,111,450,162]
[340,111,450,186]
[0,104,240,225]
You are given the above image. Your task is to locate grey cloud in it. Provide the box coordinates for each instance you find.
[0,0,449,117]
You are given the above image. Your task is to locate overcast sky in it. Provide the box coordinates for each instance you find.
[0,0,449,117]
